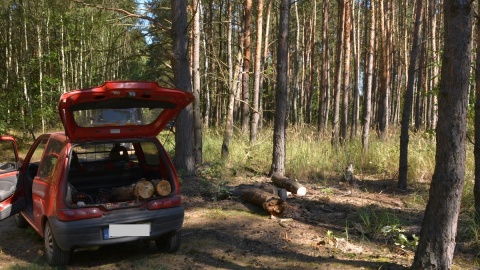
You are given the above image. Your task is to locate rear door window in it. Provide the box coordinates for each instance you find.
[37,139,63,181]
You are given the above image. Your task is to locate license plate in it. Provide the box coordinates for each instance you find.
[104,223,151,239]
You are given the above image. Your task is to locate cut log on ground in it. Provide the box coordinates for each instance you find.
[271,173,307,196]
[239,186,302,218]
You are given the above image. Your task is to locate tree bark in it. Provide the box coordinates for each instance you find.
[414,28,426,132]
[270,0,290,176]
[340,0,352,143]
[398,0,423,191]
[171,0,195,175]
[250,0,264,143]
[475,0,480,222]
[412,1,473,268]
[350,0,360,139]
[377,0,390,141]
[331,0,345,147]
[241,0,252,133]
[192,0,202,165]
[362,0,375,153]
[318,0,330,137]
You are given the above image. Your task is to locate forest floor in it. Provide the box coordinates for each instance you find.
[0,168,479,269]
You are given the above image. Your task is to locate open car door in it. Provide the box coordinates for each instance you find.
[0,136,25,220]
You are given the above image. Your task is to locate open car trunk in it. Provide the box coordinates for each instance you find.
[66,139,175,209]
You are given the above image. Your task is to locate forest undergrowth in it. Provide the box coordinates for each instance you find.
[162,125,480,268]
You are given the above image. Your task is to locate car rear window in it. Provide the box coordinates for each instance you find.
[72,107,165,127]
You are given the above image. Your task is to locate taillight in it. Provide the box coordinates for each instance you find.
[57,207,103,221]
[147,195,182,210]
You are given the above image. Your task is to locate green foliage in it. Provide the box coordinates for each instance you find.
[212,180,232,201]
[357,207,418,249]
[0,0,150,133]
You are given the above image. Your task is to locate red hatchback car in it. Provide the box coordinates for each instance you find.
[0,81,194,266]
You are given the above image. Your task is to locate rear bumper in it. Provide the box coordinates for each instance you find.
[48,206,184,251]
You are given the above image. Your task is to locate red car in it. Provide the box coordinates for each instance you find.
[0,81,194,266]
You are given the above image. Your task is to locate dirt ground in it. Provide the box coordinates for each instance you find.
[0,171,478,270]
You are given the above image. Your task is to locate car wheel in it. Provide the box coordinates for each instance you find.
[14,214,28,228]
[155,230,181,253]
[44,221,70,266]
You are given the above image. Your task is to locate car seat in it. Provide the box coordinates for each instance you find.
[106,144,133,169]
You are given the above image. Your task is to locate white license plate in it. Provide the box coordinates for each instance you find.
[105,223,151,239]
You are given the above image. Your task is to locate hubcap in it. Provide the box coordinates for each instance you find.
[45,225,53,259]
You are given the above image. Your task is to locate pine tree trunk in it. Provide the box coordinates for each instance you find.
[414,29,426,132]
[250,0,264,143]
[362,0,375,153]
[398,0,423,191]
[270,0,290,176]
[241,0,252,133]
[377,0,390,140]
[331,0,345,147]
[171,0,195,175]
[412,1,473,268]
[340,0,352,143]
[350,0,360,139]
[192,0,202,165]
[318,0,330,137]
[474,0,480,222]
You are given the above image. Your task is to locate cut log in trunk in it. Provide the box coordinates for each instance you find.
[152,179,172,196]
[271,173,307,196]
[112,179,154,201]
[239,186,302,218]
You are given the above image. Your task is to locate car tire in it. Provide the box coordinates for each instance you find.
[44,221,70,266]
[14,214,28,228]
[155,230,181,253]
